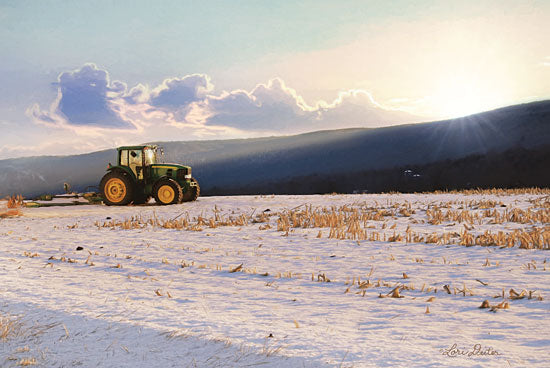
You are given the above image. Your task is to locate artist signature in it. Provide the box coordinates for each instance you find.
[440,343,501,357]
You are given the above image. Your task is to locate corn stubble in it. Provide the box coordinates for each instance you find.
[99,189,549,249]
[1,195,24,218]
[29,188,546,316]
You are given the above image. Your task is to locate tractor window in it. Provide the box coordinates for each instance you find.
[129,150,142,167]
[120,150,129,166]
[144,148,156,165]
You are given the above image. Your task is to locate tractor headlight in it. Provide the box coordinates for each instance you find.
[184,174,192,179]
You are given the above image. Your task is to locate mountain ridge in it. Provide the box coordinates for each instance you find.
[1,100,548,197]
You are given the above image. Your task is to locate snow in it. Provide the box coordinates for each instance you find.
[1,193,549,367]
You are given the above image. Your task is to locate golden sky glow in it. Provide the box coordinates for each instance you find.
[217,8,549,119]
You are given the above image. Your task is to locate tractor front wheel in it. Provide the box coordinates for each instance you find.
[181,178,200,202]
[153,178,183,205]
[100,171,134,206]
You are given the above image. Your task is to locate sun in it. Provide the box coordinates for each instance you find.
[432,74,505,119]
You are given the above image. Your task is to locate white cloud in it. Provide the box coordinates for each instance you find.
[315,90,418,128]
[28,64,134,130]
[149,74,213,108]
[198,80,417,132]
[25,64,419,157]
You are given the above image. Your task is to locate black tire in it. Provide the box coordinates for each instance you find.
[100,171,134,206]
[181,178,200,202]
[153,178,183,205]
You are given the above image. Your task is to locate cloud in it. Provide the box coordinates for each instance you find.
[17,63,424,159]
[149,74,213,108]
[124,83,149,104]
[28,64,419,144]
[316,90,417,128]
[201,78,314,131]
[199,79,417,132]
[29,64,134,129]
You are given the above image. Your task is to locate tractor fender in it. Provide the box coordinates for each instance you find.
[151,175,174,191]
[106,166,137,182]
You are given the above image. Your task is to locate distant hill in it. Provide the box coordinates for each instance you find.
[0,100,549,197]
[212,144,550,195]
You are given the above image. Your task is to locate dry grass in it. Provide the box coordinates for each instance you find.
[7,194,24,208]
[479,299,510,312]
[1,313,24,341]
[97,211,252,232]
[17,357,37,366]
[273,197,549,247]
[1,195,24,218]
[0,208,22,218]
[431,187,550,196]
[427,205,550,225]
[275,201,549,249]
[341,276,544,307]
[98,189,549,250]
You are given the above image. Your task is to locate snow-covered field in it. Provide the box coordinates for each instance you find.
[1,192,549,367]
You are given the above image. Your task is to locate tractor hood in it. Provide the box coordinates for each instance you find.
[151,163,190,170]
[150,163,192,180]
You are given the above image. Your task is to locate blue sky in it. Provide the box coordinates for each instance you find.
[1,0,549,158]
[2,1,429,78]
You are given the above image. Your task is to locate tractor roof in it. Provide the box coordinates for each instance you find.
[117,145,158,151]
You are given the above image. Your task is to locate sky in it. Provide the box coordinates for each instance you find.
[0,0,549,159]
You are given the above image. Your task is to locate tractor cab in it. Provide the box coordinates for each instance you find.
[100,145,199,206]
[116,145,160,180]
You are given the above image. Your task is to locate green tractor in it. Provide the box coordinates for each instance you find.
[99,145,199,206]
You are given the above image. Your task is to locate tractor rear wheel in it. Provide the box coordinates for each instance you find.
[181,178,200,202]
[100,171,134,206]
[153,178,183,205]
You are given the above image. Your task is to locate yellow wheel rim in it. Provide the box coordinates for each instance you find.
[105,178,127,203]
[158,185,175,203]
